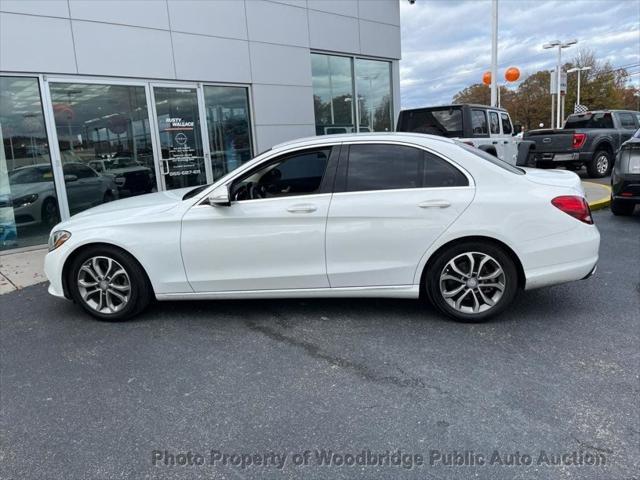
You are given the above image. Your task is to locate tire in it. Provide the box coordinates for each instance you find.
[610,198,635,216]
[67,245,152,321]
[586,150,612,178]
[425,241,519,322]
[41,198,60,228]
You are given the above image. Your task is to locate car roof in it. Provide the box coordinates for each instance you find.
[400,104,508,112]
[272,132,457,150]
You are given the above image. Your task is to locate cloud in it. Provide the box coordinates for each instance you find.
[399,0,640,108]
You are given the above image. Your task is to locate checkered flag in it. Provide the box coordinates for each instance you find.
[574,104,589,113]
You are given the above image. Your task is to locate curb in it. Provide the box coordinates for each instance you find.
[583,181,612,211]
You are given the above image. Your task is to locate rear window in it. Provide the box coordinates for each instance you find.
[399,108,463,137]
[456,142,524,175]
[565,112,614,129]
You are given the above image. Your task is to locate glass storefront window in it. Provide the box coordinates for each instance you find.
[355,59,392,133]
[311,54,393,135]
[49,83,155,215]
[152,87,207,190]
[311,54,355,135]
[203,86,253,180]
[1,76,59,251]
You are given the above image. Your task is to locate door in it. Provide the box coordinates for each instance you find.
[180,146,338,292]
[63,163,104,212]
[617,112,638,143]
[150,85,210,190]
[326,143,474,287]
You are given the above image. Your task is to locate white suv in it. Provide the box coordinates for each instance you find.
[397,104,521,165]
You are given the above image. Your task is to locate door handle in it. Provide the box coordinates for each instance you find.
[287,204,317,213]
[503,140,509,144]
[418,200,451,209]
[492,141,498,145]
[160,159,169,175]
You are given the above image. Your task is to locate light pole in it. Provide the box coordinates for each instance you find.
[567,66,591,111]
[543,39,577,128]
[490,0,498,107]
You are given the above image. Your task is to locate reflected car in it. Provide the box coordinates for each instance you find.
[88,157,155,196]
[8,162,118,227]
[45,133,600,323]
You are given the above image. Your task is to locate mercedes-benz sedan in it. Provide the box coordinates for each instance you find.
[44,133,600,322]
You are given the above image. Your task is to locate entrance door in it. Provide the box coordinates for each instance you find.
[150,85,211,190]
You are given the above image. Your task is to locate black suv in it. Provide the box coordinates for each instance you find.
[611,128,640,216]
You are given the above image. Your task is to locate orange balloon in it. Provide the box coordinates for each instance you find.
[505,67,520,82]
[482,71,492,85]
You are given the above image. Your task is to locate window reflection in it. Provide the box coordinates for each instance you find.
[204,86,253,180]
[49,83,155,215]
[312,54,355,135]
[1,76,59,250]
[355,59,392,133]
[312,54,393,135]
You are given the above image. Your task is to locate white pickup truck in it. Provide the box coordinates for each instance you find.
[396,104,530,166]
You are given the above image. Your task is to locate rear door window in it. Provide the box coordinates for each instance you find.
[423,151,469,187]
[489,111,500,134]
[346,144,422,192]
[618,112,637,130]
[471,109,488,136]
[500,113,512,134]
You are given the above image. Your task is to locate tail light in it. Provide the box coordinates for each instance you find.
[552,196,593,224]
[572,133,587,149]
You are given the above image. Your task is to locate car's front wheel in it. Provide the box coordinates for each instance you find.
[67,245,151,321]
[425,242,519,322]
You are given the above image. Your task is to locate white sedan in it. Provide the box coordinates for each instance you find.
[44,133,599,322]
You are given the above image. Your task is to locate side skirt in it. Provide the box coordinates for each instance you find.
[156,285,420,301]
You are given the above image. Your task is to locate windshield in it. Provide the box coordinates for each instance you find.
[456,142,525,175]
[9,166,54,184]
[564,112,614,129]
[399,108,463,137]
[634,128,640,139]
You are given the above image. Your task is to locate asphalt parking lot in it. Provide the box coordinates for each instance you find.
[1,209,638,480]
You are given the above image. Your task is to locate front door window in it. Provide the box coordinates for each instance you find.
[152,87,207,190]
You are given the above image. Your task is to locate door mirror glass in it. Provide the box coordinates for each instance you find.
[64,174,78,183]
[208,185,230,206]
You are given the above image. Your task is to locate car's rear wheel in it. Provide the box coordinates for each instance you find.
[610,198,635,216]
[586,150,612,178]
[425,242,518,322]
[67,245,151,321]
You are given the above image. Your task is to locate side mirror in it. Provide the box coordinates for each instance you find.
[208,185,230,207]
[513,124,522,136]
[64,174,78,183]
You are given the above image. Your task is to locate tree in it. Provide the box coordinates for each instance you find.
[451,49,639,130]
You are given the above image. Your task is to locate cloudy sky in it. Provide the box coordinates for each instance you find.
[399,0,640,108]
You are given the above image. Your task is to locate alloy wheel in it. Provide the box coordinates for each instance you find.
[77,256,131,314]
[596,154,609,175]
[439,252,506,314]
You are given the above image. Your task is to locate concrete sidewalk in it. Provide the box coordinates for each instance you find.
[0,179,612,295]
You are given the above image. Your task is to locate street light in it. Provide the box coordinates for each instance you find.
[567,66,591,110]
[543,39,577,128]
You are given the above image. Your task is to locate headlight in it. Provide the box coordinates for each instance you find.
[12,193,39,207]
[48,230,71,252]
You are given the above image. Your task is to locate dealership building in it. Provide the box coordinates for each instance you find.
[0,0,401,251]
